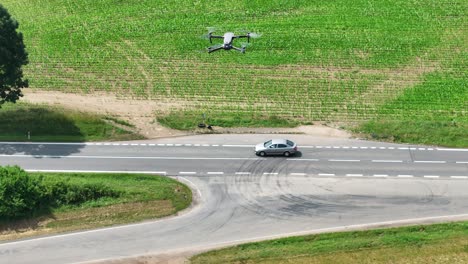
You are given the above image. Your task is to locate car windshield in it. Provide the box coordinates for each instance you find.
[264,140,272,147]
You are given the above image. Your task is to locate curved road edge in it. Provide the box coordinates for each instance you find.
[84,213,468,264]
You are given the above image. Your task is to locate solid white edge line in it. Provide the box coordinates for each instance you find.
[437,148,468,152]
[222,144,255,147]
[414,161,446,163]
[0,154,263,160]
[4,214,468,251]
[25,169,167,175]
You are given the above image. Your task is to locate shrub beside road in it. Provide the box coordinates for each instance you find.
[0,166,192,241]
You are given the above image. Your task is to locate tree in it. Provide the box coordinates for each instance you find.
[0,4,28,107]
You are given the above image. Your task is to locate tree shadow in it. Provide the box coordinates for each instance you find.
[0,107,85,156]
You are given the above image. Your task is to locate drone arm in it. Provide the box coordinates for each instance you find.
[232,46,246,53]
[209,35,223,44]
[208,46,223,53]
[236,34,250,43]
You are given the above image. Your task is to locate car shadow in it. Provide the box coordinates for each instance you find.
[255,151,303,158]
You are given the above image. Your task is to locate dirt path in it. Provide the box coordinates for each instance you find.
[22,90,351,139]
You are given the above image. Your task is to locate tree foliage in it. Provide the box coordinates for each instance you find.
[0,4,28,107]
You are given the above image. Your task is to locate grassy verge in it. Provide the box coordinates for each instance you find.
[0,102,143,142]
[191,221,468,264]
[157,110,301,130]
[354,72,467,148]
[0,172,192,241]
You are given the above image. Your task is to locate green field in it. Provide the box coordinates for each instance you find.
[2,1,467,145]
[191,221,468,263]
[0,171,191,241]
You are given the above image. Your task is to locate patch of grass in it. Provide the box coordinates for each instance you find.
[103,116,135,128]
[191,221,468,264]
[158,110,300,130]
[0,172,192,241]
[0,102,143,142]
[354,72,468,147]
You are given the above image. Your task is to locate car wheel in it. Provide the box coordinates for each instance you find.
[259,151,266,157]
[284,151,290,157]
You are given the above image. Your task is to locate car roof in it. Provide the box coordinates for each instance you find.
[271,139,289,144]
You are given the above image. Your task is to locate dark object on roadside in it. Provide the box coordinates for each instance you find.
[198,123,206,128]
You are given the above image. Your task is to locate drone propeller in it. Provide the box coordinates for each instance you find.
[240,42,251,48]
[206,27,217,34]
[201,27,219,43]
[247,32,262,39]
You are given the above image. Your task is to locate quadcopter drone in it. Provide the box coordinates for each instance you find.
[205,30,259,53]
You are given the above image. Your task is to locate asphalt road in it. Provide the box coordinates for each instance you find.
[1,134,467,263]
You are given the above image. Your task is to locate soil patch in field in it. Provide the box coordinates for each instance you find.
[23,90,351,139]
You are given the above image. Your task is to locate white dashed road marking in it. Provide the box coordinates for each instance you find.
[372,160,403,163]
[397,175,413,178]
[346,174,363,177]
[451,176,468,179]
[424,175,440,179]
[329,159,360,162]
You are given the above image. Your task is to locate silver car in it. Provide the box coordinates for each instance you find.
[255,139,298,157]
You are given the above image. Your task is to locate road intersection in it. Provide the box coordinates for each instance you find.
[1,134,467,263]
